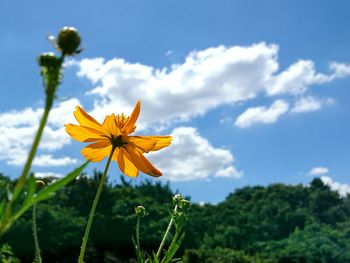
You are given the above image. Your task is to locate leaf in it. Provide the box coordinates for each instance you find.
[152,251,160,263]
[23,174,37,207]
[12,161,89,222]
[33,161,89,204]
[161,232,185,263]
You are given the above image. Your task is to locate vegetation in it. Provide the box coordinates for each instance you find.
[0,173,349,262]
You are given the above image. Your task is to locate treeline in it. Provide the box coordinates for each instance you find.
[0,172,350,262]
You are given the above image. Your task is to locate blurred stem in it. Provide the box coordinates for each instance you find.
[156,205,178,258]
[136,217,141,252]
[32,203,42,263]
[12,54,64,202]
[134,216,144,263]
[78,146,116,263]
[12,101,52,201]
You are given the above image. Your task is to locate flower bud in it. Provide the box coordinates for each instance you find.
[57,26,81,55]
[173,194,183,204]
[36,180,46,189]
[38,52,59,68]
[135,206,146,217]
[179,199,191,210]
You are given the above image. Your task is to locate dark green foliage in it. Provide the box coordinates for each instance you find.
[182,247,256,263]
[0,244,20,263]
[1,174,350,262]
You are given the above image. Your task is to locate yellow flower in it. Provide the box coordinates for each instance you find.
[65,101,172,177]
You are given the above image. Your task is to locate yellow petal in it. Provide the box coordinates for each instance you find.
[126,136,157,153]
[126,145,162,177]
[141,136,172,151]
[102,114,121,136]
[81,140,112,162]
[65,124,107,142]
[122,101,141,134]
[74,106,103,131]
[115,147,139,177]
[127,136,172,153]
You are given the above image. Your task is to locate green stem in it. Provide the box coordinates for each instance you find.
[134,216,144,263]
[78,147,116,263]
[32,203,42,263]
[12,99,52,201]
[136,216,141,252]
[156,205,178,258]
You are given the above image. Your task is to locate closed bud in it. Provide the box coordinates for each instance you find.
[36,180,46,189]
[38,52,59,68]
[173,194,183,204]
[57,26,81,55]
[179,199,190,210]
[135,206,146,217]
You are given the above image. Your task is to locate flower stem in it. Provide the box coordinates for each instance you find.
[12,101,52,201]
[78,147,116,263]
[136,216,141,252]
[32,203,42,263]
[156,205,178,258]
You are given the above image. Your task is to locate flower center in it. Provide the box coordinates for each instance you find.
[110,135,126,148]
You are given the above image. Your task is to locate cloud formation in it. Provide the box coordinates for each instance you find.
[235,100,289,128]
[0,99,79,166]
[308,166,329,176]
[71,43,350,129]
[291,96,334,114]
[149,127,242,181]
[321,176,350,197]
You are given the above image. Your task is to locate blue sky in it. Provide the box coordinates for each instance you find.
[1,1,350,203]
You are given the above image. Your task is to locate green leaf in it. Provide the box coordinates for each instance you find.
[152,251,160,263]
[33,161,89,203]
[162,232,185,263]
[23,173,37,207]
[12,161,89,222]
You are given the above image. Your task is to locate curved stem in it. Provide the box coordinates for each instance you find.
[156,205,178,258]
[32,203,42,263]
[78,147,116,263]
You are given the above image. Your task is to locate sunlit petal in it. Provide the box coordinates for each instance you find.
[74,106,103,131]
[126,136,157,153]
[122,100,141,134]
[116,147,139,177]
[65,124,107,142]
[81,140,112,162]
[127,145,162,177]
[127,136,172,152]
[102,114,121,136]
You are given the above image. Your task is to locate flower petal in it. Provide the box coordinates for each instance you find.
[81,140,112,162]
[122,101,141,134]
[115,147,139,177]
[65,124,107,142]
[74,106,103,131]
[126,136,157,153]
[126,145,162,177]
[127,136,172,153]
[102,114,121,136]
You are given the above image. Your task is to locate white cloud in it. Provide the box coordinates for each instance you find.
[34,172,64,178]
[70,43,349,130]
[73,43,278,126]
[329,62,350,78]
[291,96,335,113]
[0,98,79,166]
[235,100,289,128]
[33,154,77,167]
[321,176,350,197]
[308,166,329,176]
[266,60,331,96]
[148,127,242,181]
